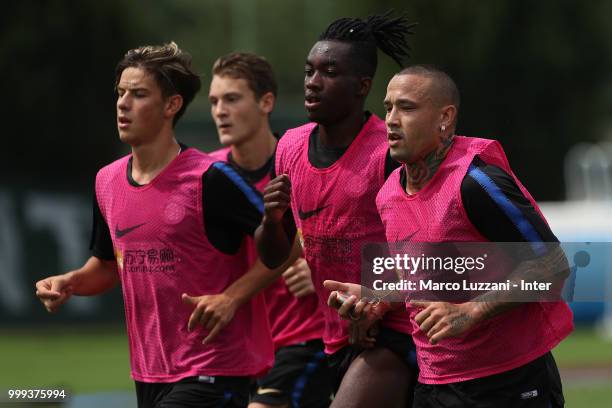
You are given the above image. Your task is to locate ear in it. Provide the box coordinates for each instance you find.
[358,77,372,97]
[164,94,184,119]
[258,91,275,115]
[439,105,457,131]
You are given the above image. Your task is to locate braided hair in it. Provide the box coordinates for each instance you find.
[318,10,416,77]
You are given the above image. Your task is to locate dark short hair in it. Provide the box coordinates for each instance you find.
[212,52,277,99]
[318,10,416,77]
[115,41,201,125]
[397,64,460,109]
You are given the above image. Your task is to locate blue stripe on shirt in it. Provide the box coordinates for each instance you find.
[467,164,546,256]
[212,161,264,214]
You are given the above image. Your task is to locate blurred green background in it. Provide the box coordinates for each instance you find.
[3,0,612,197]
[1,326,611,406]
[1,0,612,406]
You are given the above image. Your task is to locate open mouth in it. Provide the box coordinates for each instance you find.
[305,94,322,110]
[388,131,402,141]
[118,117,131,129]
[387,131,403,146]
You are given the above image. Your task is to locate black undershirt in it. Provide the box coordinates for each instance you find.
[90,145,263,259]
[399,155,558,249]
[307,125,401,179]
[228,151,274,185]
[225,133,279,186]
[305,112,400,178]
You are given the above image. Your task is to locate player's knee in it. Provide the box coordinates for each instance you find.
[361,347,412,374]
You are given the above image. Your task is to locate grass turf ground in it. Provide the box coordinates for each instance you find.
[1,325,610,406]
[553,326,612,407]
[0,325,132,393]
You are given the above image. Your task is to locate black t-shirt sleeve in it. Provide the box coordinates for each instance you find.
[461,156,558,251]
[203,162,264,254]
[90,193,115,260]
[384,149,401,180]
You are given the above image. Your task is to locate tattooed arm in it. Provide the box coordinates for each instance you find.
[412,157,570,345]
[412,245,569,345]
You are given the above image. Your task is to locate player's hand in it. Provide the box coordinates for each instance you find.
[283,258,315,298]
[324,280,364,311]
[35,274,74,313]
[349,312,381,349]
[262,174,291,224]
[345,296,388,349]
[182,293,238,344]
[325,280,398,348]
[412,301,478,345]
[339,297,383,348]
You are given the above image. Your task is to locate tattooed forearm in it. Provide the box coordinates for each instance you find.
[473,245,570,321]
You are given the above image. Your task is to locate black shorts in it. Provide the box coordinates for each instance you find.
[135,375,249,408]
[413,352,564,408]
[250,339,332,407]
[326,326,418,394]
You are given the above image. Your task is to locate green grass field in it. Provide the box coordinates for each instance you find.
[553,327,612,407]
[0,325,132,393]
[553,327,612,367]
[1,325,611,406]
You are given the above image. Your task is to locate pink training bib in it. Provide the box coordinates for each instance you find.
[96,148,273,382]
[276,114,413,354]
[376,136,573,384]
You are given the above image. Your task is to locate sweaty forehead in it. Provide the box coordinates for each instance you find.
[307,40,354,65]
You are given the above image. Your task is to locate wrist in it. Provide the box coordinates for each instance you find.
[221,290,242,310]
[64,271,79,290]
[262,214,282,227]
[465,302,485,324]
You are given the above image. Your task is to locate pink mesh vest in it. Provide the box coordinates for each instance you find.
[276,114,412,354]
[209,147,324,349]
[95,148,273,382]
[376,136,573,384]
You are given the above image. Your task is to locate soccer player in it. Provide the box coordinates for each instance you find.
[255,13,419,408]
[35,42,282,408]
[207,52,331,408]
[326,65,573,407]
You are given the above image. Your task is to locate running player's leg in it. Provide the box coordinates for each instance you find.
[250,340,332,408]
[149,376,250,408]
[332,327,417,408]
[332,347,412,408]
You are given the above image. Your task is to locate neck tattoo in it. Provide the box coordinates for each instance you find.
[405,134,455,193]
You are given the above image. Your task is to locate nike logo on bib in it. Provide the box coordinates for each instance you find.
[115,222,146,238]
[298,205,329,220]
